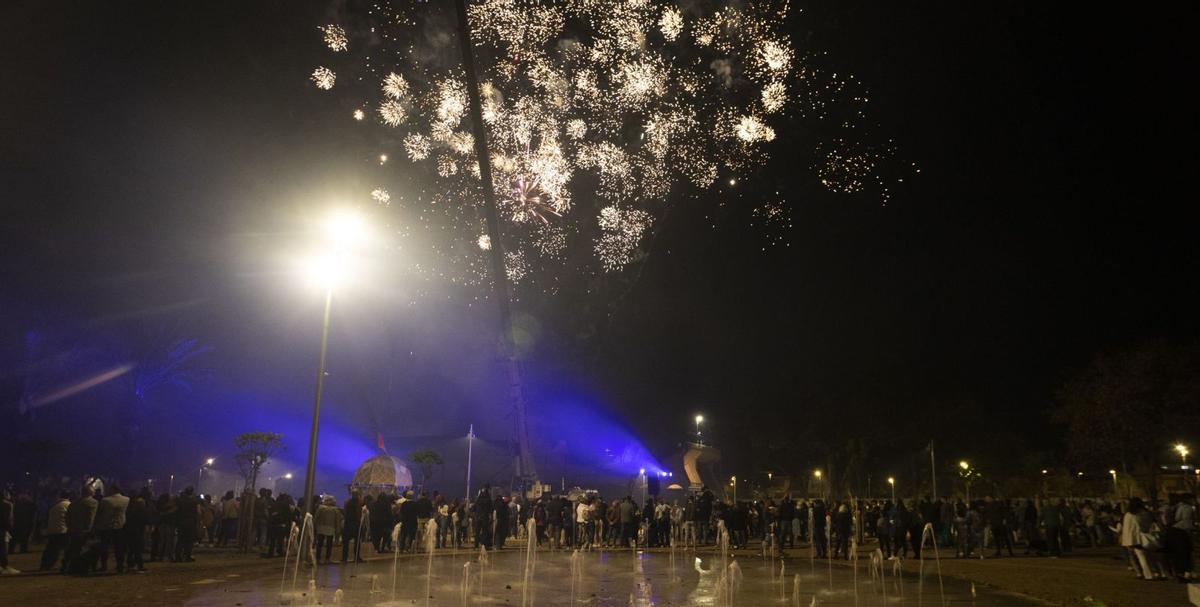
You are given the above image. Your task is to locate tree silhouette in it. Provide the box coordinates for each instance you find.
[1056,340,1200,492]
[409,448,444,493]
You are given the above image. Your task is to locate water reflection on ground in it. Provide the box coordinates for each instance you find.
[187,547,1040,606]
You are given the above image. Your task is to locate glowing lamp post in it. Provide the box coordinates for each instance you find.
[813,469,823,500]
[958,460,972,503]
[299,209,367,517]
[730,476,737,502]
[887,477,895,503]
[198,457,214,493]
[1179,444,1192,490]
[695,415,704,445]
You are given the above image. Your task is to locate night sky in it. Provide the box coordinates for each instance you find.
[2,1,1197,490]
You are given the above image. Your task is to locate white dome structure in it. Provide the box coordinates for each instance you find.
[350,454,413,496]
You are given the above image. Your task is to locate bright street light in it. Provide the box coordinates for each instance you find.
[299,208,371,517]
[198,458,214,491]
[813,469,822,479]
[959,461,973,502]
[1176,443,1189,462]
[887,476,895,502]
[694,414,704,444]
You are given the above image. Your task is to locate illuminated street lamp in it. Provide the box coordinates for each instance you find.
[887,476,896,503]
[299,209,368,517]
[1176,443,1189,466]
[198,457,215,492]
[695,415,704,444]
[730,476,737,502]
[958,460,973,503]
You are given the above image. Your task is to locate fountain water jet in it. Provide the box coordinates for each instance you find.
[461,562,472,606]
[522,518,537,607]
[569,549,582,604]
[279,522,298,604]
[778,561,786,602]
[808,507,816,578]
[850,539,859,606]
[286,514,316,604]
[424,519,438,606]
[825,516,833,592]
[918,522,946,607]
[870,548,887,605]
[478,544,489,598]
[390,522,402,603]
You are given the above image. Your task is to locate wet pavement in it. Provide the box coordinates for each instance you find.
[184,546,1042,606]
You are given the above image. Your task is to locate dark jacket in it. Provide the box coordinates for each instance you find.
[126,496,149,531]
[66,496,99,533]
[414,497,433,519]
[343,496,363,531]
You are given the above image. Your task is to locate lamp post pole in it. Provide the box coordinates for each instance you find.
[198,458,213,493]
[466,424,475,500]
[301,286,334,516]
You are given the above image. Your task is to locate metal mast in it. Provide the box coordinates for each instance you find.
[452,0,539,494]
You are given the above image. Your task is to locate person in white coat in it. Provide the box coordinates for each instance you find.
[39,491,71,571]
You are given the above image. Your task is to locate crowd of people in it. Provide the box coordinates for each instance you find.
[1,480,1195,584]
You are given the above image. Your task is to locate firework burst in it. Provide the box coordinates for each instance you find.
[311,0,907,290]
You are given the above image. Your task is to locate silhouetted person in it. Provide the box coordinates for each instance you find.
[474,486,494,549]
[94,483,130,572]
[124,488,150,572]
[494,496,510,549]
[342,490,365,563]
[40,491,71,571]
[175,487,199,562]
[12,492,35,553]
